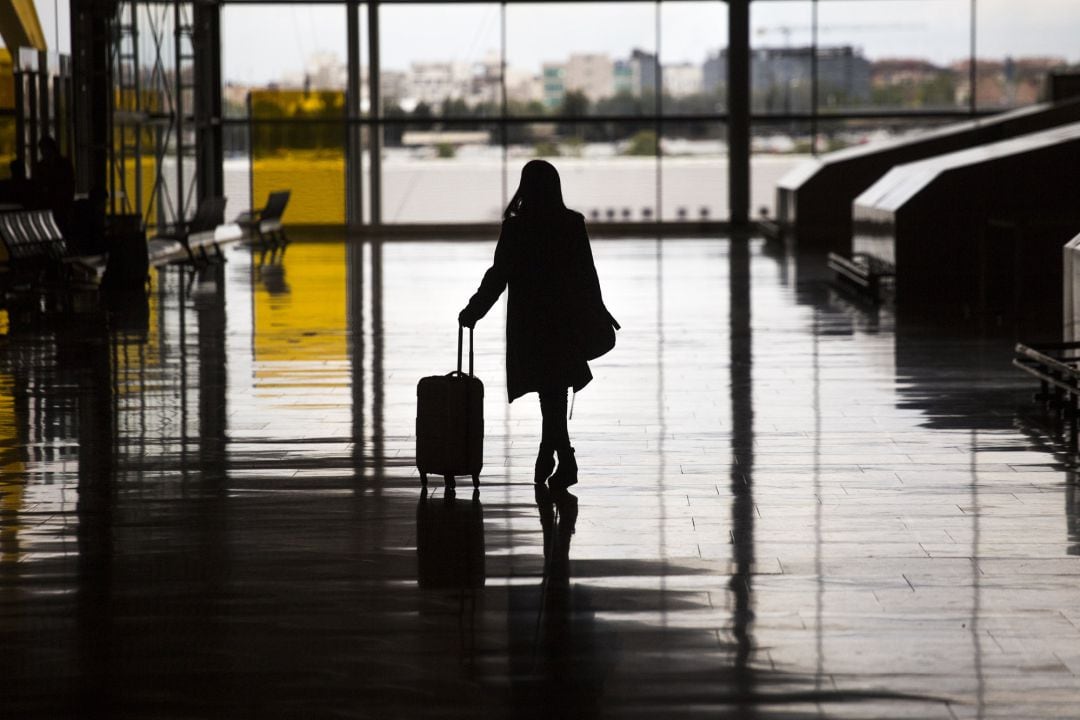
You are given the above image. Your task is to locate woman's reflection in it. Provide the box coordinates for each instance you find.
[510,485,613,719]
[536,484,578,585]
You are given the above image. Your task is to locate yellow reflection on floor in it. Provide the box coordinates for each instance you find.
[0,370,24,562]
[114,271,161,395]
[253,243,347,373]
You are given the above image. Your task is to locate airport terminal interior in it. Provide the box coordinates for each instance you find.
[4,1,1080,717]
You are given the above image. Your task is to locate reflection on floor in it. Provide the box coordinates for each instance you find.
[1,236,1078,718]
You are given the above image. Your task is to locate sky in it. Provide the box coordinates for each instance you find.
[18,1,1076,86]
[31,0,71,54]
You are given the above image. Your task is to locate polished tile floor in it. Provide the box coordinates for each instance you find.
[1,236,1078,718]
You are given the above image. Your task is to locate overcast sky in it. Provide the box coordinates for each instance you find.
[32,0,71,55]
[22,1,1079,86]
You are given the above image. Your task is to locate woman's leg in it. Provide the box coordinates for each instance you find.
[539,388,569,449]
[535,389,566,483]
[541,388,578,489]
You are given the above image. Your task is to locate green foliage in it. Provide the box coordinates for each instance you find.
[506,99,547,117]
[560,90,590,118]
[623,130,658,156]
[595,90,647,116]
[436,142,456,159]
[533,140,560,157]
[561,136,584,157]
[870,76,957,108]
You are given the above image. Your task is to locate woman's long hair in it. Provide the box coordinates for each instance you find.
[503,159,567,221]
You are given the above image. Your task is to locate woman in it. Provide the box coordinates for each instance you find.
[458,160,617,490]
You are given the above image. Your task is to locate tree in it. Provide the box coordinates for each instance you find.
[559,90,590,118]
[623,129,658,156]
[557,91,590,143]
[382,101,407,146]
[412,102,435,131]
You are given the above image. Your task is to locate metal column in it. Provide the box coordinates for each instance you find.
[193,0,223,203]
[71,0,112,197]
[346,1,363,227]
[728,0,750,228]
[366,1,381,226]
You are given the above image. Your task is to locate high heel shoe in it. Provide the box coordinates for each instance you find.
[548,446,578,490]
[534,444,556,484]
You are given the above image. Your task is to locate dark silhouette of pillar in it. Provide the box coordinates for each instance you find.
[194,2,224,203]
[728,0,751,228]
[71,0,113,196]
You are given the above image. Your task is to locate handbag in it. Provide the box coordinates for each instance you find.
[574,302,620,361]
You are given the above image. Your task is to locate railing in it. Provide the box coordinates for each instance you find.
[827,251,895,302]
[1013,341,1080,445]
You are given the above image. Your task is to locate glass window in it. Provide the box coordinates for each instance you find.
[37,0,72,55]
[975,0,1080,109]
[660,2,727,116]
[505,121,658,222]
[506,3,656,117]
[751,120,812,219]
[661,121,727,221]
[379,4,501,119]
[751,1,814,115]
[818,0,969,113]
[222,4,347,119]
[250,91,346,225]
[382,122,503,223]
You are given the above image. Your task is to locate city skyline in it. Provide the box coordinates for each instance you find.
[223,42,1068,115]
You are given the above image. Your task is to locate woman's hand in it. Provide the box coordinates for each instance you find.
[458,307,478,329]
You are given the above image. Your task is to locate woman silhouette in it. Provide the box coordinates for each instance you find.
[459,160,617,489]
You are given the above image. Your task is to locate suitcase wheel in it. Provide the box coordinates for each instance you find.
[420,471,428,486]
[472,474,480,488]
[444,474,456,489]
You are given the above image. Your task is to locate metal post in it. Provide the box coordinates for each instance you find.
[346,1,363,226]
[38,51,50,152]
[969,0,977,115]
[194,1,223,203]
[367,1,381,226]
[13,64,24,170]
[500,2,507,211]
[71,0,111,198]
[728,0,751,228]
[654,0,661,224]
[131,1,142,219]
[174,1,184,222]
[811,0,819,155]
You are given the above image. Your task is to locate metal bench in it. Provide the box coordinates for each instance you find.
[152,196,228,265]
[1013,341,1080,444]
[237,190,290,249]
[0,210,106,295]
[827,251,895,302]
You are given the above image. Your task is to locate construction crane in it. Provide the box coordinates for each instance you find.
[755,23,925,48]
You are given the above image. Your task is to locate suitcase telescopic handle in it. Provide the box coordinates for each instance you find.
[457,324,474,376]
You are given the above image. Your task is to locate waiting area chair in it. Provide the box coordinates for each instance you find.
[0,209,106,297]
[237,191,290,249]
[150,196,228,266]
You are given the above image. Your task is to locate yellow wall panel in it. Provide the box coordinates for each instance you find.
[252,154,345,225]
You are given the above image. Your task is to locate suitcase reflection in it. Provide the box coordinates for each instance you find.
[416,487,486,590]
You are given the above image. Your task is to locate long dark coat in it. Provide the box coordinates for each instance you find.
[464,209,613,402]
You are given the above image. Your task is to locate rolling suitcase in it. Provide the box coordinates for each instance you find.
[416,326,484,489]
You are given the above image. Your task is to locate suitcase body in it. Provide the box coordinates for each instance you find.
[416,327,484,488]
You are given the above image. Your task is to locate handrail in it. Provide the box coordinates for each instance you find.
[1013,341,1080,445]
